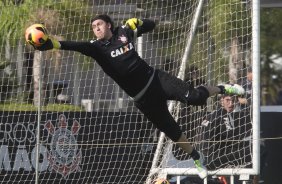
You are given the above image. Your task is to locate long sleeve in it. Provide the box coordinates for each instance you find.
[59,41,98,57]
[137,19,156,36]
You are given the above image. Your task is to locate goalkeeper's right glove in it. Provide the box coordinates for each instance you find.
[125,18,143,30]
[35,38,61,51]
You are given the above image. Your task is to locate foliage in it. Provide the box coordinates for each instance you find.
[139,1,252,84]
[0,58,16,102]
[0,0,92,58]
[260,8,282,105]
[207,0,251,83]
[261,9,282,56]
[0,0,93,104]
[209,0,251,47]
[41,0,93,40]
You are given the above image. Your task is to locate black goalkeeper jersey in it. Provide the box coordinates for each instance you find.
[59,20,155,97]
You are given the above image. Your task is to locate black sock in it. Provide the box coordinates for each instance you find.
[217,85,225,94]
[190,148,200,160]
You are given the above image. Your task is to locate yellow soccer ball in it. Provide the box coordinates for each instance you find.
[25,24,48,47]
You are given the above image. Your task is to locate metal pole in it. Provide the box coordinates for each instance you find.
[178,0,205,80]
[230,175,234,184]
[251,0,260,175]
[35,51,43,184]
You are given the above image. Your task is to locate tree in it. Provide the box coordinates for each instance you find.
[208,0,251,83]
[260,8,282,105]
[0,1,28,102]
[0,0,92,106]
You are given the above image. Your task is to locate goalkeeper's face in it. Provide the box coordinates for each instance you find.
[92,19,112,40]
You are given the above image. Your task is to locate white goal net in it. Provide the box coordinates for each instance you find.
[0,0,259,184]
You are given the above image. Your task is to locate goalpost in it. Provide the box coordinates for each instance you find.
[0,0,259,184]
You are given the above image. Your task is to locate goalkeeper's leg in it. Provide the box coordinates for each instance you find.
[134,100,207,179]
[177,133,208,179]
[134,70,208,179]
[156,69,245,105]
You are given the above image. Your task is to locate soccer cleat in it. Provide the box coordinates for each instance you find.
[224,84,245,96]
[194,159,208,179]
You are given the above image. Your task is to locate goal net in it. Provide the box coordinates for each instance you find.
[0,0,259,184]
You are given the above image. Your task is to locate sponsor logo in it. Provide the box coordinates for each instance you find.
[45,114,81,178]
[110,42,134,58]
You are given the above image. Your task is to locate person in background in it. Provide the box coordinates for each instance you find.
[238,68,252,108]
[200,93,252,183]
[220,94,241,113]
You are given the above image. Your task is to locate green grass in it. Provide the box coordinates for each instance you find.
[0,103,83,111]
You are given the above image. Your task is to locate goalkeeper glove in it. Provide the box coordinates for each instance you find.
[125,18,143,30]
[35,38,61,51]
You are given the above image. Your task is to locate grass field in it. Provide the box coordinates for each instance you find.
[0,103,83,111]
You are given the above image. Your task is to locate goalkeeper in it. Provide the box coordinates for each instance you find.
[30,14,245,179]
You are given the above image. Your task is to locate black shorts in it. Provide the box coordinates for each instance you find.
[134,69,209,141]
[157,69,209,106]
[134,70,182,141]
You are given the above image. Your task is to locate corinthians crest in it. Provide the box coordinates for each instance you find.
[45,114,81,177]
[118,34,127,43]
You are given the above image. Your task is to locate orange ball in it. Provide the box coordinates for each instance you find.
[25,24,48,47]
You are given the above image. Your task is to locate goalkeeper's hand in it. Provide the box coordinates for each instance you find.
[125,18,143,30]
[34,38,61,51]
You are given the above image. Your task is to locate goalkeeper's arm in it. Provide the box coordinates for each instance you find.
[36,38,96,57]
[125,18,155,37]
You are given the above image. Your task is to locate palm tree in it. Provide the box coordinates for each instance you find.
[30,1,93,107]
[0,0,92,106]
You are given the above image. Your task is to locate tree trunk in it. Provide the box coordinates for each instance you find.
[33,51,46,106]
[5,30,12,61]
[229,38,243,84]
[48,50,61,104]
[73,57,81,106]
[16,40,24,100]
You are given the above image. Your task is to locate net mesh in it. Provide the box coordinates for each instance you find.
[0,0,254,183]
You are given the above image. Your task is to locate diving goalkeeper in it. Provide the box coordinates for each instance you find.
[28,14,245,179]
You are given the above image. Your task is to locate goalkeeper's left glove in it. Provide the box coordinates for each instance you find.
[35,38,61,51]
[125,18,143,30]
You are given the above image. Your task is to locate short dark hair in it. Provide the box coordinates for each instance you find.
[91,14,114,32]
